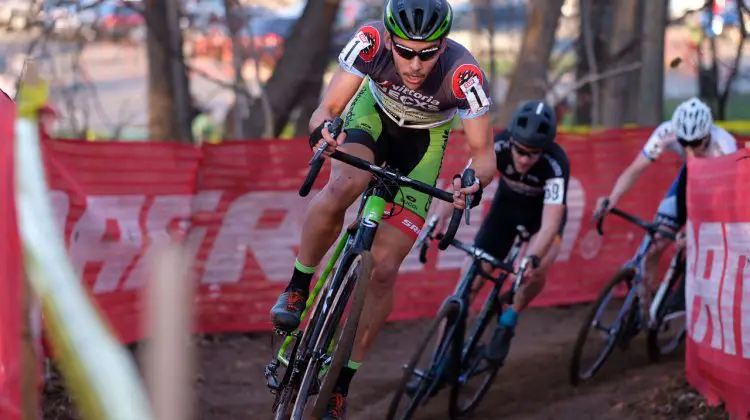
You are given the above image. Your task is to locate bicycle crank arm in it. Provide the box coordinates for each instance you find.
[265,359,281,391]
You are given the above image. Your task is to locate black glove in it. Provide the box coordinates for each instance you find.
[308,118,345,150]
[308,121,327,150]
[453,174,483,209]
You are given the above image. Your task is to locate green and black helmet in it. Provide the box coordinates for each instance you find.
[383,0,453,42]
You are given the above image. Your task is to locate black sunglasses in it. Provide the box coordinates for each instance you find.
[677,136,708,149]
[511,141,543,157]
[392,40,442,61]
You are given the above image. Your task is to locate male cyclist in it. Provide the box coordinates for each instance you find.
[432,100,569,366]
[269,0,496,417]
[595,97,737,304]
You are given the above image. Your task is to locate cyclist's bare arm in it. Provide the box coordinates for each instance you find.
[604,153,651,209]
[526,203,565,259]
[461,113,496,188]
[308,68,364,131]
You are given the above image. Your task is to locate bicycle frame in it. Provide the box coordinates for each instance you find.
[595,207,680,333]
[276,186,388,365]
[416,227,529,394]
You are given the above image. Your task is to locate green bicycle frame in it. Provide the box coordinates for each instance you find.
[276,194,387,366]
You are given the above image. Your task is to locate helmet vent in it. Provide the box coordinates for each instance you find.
[413,9,424,30]
[538,122,550,134]
[399,10,413,33]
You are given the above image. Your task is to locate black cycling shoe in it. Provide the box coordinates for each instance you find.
[270,288,307,331]
[486,324,515,364]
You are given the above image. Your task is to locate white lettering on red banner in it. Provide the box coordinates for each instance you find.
[686,220,750,358]
[48,175,590,291]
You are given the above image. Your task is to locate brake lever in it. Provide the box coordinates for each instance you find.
[309,119,344,164]
[309,142,327,164]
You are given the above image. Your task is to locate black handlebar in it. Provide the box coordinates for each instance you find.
[438,168,476,251]
[299,117,469,247]
[596,199,677,241]
[299,118,344,197]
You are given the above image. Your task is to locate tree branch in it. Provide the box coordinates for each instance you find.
[551,61,642,107]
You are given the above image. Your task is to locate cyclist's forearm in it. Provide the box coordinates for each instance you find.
[461,114,495,187]
[468,152,495,187]
[308,107,335,133]
[527,224,557,259]
[608,170,639,205]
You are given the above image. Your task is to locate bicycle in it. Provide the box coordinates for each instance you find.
[387,216,532,420]
[263,118,476,420]
[569,202,687,386]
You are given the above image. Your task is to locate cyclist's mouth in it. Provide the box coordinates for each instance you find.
[404,74,424,85]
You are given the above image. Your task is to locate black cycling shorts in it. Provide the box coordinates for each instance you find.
[474,187,567,261]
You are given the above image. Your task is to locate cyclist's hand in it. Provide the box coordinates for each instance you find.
[593,196,614,220]
[315,124,347,156]
[433,201,454,235]
[452,176,480,211]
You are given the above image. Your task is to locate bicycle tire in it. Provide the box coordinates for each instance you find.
[448,290,504,418]
[569,267,635,386]
[271,283,332,419]
[647,250,687,362]
[387,301,462,420]
[290,251,373,420]
[310,251,372,418]
[273,387,296,420]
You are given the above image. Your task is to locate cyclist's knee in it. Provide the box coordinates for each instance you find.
[369,225,414,290]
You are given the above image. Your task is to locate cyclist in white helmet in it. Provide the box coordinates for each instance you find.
[595,97,737,299]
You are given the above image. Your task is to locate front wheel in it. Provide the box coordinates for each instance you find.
[290,251,372,420]
[387,301,463,420]
[448,289,504,418]
[647,250,687,362]
[569,268,636,386]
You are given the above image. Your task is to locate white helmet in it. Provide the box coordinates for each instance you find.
[671,97,713,143]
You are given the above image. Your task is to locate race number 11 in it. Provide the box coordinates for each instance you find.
[460,76,490,114]
[340,32,370,67]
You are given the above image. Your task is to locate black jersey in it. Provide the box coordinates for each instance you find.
[493,129,570,210]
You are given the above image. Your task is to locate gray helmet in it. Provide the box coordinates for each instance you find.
[384,0,453,42]
[510,100,557,150]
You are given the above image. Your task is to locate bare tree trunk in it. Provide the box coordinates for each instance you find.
[636,0,667,126]
[293,75,324,137]
[574,0,615,125]
[145,0,189,142]
[601,0,642,127]
[242,0,342,139]
[495,0,565,126]
[716,3,747,120]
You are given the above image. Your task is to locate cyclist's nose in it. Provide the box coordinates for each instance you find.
[409,58,423,71]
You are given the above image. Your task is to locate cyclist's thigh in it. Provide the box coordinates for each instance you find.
[474,189,531,261]
[328,85,384,196]
[371,222,418,272]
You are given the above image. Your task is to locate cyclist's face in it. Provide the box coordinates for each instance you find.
[387,34,444,90]
[510,140,542,173]
[683,134,710,158]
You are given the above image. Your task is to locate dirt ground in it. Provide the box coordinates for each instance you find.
[42,304,728,420]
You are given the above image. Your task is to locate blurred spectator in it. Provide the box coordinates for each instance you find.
[190,99,220,145]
